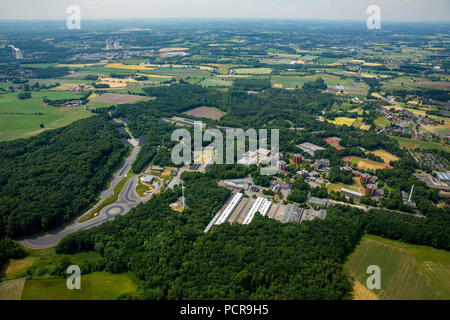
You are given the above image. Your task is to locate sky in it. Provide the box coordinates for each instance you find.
[0,0,449,22]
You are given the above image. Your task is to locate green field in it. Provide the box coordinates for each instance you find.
[199,79,233,87]
[382,76,448,91]
[2,248,102,281]
[0,92,92,141]
[1,246,138,300]
[21,272,137,300]
[392,136,450,153]
[346,234,450,300]
[328,117,357,126]
[271,73,354,89]
[352,118,363,128]
[317,57,340,64]
[208,63,241,74]
[374,117,392,128]
[233,68,272,75]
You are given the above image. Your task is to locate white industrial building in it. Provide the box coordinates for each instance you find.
[243,197,272,225]
[215,193,243,225]
[8,45,23,59]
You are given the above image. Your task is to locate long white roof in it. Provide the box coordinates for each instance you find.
[243,197,272,224]
[215,193,243,225]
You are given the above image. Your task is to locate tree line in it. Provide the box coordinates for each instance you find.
[0,116,128,237]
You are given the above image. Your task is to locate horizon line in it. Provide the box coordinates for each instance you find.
[0,17,449,24]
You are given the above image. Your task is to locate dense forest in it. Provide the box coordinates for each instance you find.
[0,116,128,237]
[55,169,450,299]
[0,238,27,270]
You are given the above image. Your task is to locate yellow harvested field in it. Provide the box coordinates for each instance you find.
[369,150,400,164]
[345,157,390,170]
[105,63,156,71]
[0,278,26,300]
[351,59,365,63]
[360,124,371,130]
[295,60,305,64]
[358,161,385,170]
[98,82,125,88]
[328,117,356,126]
[50,83,80,91]
[182,106,227,120]
[234,67,272,74]
[137,73,173,79]
[272,83,283,89]
[4,258,35,278]
[161,169,173,177]
[386,105,403,111]
[100,77,138,83]
[371,92,383,99]
[348,108,362,114]
[159,47,189,52]
[363,62,382,67]
[351,280,380,300]
[198,66,215,71]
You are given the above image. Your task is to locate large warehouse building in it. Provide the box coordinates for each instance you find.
[215,192,243,225]
[243,197,272,225]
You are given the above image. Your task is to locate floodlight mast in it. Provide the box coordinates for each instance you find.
[182,186,185,210]
[408,185,414,202]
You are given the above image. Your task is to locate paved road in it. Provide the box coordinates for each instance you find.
[326,199,425,218]
[20,145,159,249]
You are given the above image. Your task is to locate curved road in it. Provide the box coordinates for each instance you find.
[21,145,162,249]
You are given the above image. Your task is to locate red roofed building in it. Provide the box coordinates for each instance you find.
[292,154,303,164]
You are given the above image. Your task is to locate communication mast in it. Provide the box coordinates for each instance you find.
[181,186,185,211]
[408,185,414,202]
